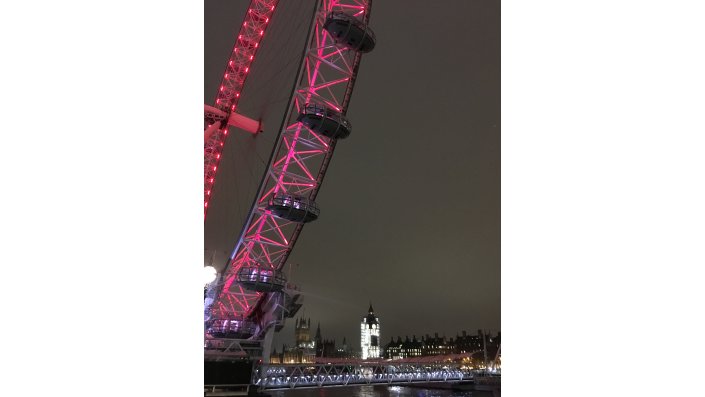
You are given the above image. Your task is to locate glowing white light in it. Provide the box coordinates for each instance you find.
[204,265,217,284]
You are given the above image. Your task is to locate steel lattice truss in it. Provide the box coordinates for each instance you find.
[209,0,373,326]
[204,0,279,218]
[204,338,264,360]
[255,361,475,389]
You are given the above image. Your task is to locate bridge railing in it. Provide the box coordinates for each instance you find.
[204,383,250,396]
[254,361,474,389]
[312,351,481,365]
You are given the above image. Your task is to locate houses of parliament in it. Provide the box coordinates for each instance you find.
[269,316,355,364]
[268,304,498,366]
[269,305,379,364]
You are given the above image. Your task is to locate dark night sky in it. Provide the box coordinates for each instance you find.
[205,0,500,350]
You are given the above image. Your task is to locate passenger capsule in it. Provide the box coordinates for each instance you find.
[236,266,286,292]
[266,194,320,223]
[207,318,257,339]
[297,104,352,139]
[323,12,376,53]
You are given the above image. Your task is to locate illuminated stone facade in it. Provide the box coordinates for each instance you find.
[360,304,380,359]
[384,330,501,363]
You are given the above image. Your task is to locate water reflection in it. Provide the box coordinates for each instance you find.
[267,384,499,397]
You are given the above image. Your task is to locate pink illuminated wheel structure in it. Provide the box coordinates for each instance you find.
[203,0,278,219]
[204,0,376,356]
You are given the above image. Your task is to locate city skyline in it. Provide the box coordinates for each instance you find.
[271,313,500,370]
[272,305,501,355]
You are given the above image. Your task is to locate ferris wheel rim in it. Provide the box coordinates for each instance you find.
[204,0,281,220]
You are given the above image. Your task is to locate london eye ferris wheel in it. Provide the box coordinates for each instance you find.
[203,0,376,358]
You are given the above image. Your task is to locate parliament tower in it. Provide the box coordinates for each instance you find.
[360,303,380,359]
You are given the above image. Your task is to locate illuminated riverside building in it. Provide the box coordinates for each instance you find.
[422,333,454,356]
[384,330,500,361]
[269,345,315,364]
[295,317,314,350]
[385,336,422,359]
[269,317,316,364]
[270,318,355,363]
[360,304,381,359]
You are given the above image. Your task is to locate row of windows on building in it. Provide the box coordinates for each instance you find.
[384,330,500,360]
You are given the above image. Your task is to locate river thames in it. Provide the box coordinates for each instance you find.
[266,384,500,397]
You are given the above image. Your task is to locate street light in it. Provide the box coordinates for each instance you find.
[204,265,217,285]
